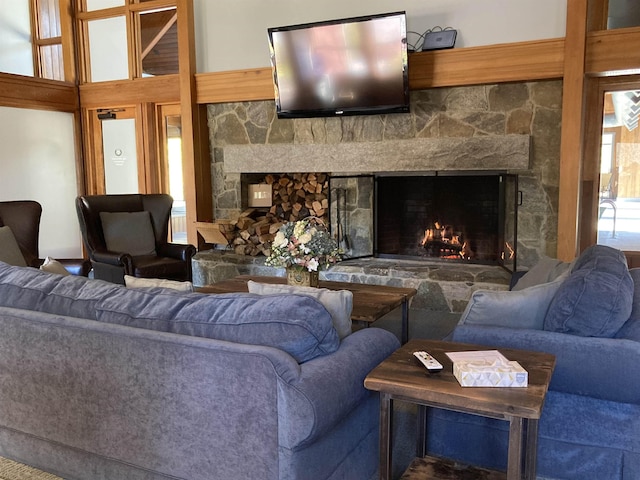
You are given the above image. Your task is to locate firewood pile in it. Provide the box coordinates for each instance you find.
[198,173,330,256]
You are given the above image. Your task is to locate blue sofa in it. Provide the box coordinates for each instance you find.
[0,261,399,480]
[424,245,640,479]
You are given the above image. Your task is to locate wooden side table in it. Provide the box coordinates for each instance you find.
[364,339,555,480]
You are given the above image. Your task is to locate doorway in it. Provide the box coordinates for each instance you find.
[582,77,640,267]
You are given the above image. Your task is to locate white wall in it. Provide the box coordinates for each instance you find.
[0,0,34,76]
[0,107,83,258]
[194,0,567,73]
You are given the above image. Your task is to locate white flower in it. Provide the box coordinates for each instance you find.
[273,231,288,248]
[307,258,319,271]
[298,232,312,245]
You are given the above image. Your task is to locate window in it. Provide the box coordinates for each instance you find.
[78,0,178,83]
[31,0,64,80]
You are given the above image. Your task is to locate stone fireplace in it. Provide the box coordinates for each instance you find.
[199,80,562,317]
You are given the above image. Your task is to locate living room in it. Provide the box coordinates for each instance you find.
[1,1,640,479]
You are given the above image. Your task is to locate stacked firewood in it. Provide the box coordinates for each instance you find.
[225,173,329,256]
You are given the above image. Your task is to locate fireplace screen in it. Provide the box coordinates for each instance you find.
[375,174,517,268]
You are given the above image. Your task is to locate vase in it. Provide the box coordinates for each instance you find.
[286,267,319,287]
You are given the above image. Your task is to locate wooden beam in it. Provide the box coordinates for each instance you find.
[195,38,565,105]
[557,0,589,261]
[195,67,275,104]
[79,74,180,108]
[177,0,212,247]
[408,38,565,89]
[586,27,640,76]
[0,73,78,112]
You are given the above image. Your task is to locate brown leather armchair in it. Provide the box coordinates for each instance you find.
[76,194,196,284]
[0,200,91,276]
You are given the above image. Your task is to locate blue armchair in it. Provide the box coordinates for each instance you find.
[425,245,640,479]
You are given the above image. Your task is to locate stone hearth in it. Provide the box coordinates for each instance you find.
[192,251,512,317]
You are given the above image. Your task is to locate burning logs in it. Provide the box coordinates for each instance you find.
[203,173,330,257]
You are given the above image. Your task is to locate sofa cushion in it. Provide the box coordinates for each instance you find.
[458,273,568,330]
[615,267,640,342]
[0,226,27,267]
[0,261,123,320]
[100,211,156,256]
[96,288,339,363]
[544,245,633,337]
[247,280,352,339]
[512,255,572,291]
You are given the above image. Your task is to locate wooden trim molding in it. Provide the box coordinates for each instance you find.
[0,73,78,112]
[586,27,640,76]
[195,38,565,105]
[408,38,565,89]
[79,75,180,108]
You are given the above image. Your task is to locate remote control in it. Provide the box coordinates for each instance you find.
[413,351,443,372]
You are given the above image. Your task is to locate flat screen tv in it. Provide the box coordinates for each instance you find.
[267,11,409,118]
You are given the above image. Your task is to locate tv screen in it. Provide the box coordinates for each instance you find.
[268,11,409,118]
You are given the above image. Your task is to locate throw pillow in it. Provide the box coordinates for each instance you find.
[125,275,193,292]
[247,280,353,339]
[615,267,640,342]
[40,256,71,276]
[100,211,156,256]
[458,272,568,330]
[512,255,572,291]
[544,245,633,337]
[0,226,27,267]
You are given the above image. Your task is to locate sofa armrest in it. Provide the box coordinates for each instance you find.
[277,327,400,449]
[451,324,640,404]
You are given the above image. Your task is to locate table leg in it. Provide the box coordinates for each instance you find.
[523,419,538,480]
[401,298,409,344]
[416,404,427,457]
[507,416,524,479]
[379,393,393,480]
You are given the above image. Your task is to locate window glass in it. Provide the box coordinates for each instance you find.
[87,16,129,81]
[597,91,640,250]
[0,1,34,76]
[38,44,63,80]
[139,7,178,76]
[608,0,640,29]
[85,0,124,11]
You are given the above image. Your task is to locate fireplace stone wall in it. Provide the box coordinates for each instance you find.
[207,80,562,269]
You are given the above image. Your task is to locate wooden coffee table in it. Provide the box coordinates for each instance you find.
[364,339,556,480]
[197,275,417,343]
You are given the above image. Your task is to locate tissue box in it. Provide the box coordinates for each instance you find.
[453,360,528,387]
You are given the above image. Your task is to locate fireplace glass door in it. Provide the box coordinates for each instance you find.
[375,174,518,269]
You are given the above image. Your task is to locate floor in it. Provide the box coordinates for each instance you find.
[598,197,640,251]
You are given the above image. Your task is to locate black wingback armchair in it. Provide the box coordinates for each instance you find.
[0,200,91,276]
[76,194,196,284]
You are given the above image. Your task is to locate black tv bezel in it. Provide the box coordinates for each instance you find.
[267,11,410,119]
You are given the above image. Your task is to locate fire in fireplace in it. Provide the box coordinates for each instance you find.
[374,173,517,267]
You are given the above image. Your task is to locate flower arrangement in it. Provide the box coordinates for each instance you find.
[266,217,342,272]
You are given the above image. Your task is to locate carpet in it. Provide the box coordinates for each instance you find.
[0,457,62,480]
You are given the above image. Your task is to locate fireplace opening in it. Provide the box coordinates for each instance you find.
[374,174,518,267]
